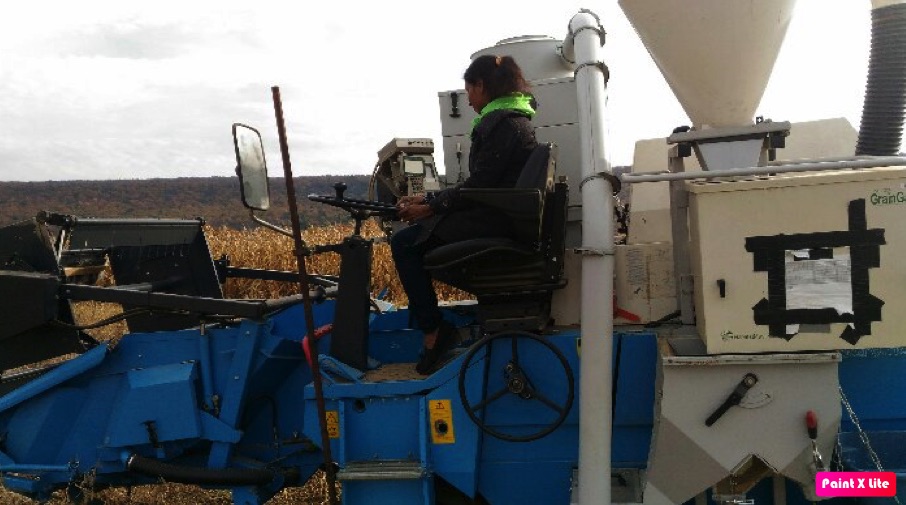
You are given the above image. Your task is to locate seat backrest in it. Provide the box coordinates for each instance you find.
[515,143,556,192]
[539,180,569,282]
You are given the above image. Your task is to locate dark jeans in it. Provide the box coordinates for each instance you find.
[390,224,445,334]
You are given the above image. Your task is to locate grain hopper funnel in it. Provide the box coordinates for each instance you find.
[619,0,797,129]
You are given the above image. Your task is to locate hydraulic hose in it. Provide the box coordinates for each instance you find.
[856,1,906,155]
[126,454,276,486]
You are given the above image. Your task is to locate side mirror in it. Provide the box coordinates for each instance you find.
[232,123,270,211]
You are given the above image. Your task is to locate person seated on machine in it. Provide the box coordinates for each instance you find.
[391,54,538,375]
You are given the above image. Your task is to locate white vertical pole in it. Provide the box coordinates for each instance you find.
[567,9,615,505]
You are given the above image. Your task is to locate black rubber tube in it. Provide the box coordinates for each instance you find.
[126,454,274,486]
[856,3,906,156]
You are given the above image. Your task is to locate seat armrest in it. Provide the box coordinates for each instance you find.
[458,188,543,244]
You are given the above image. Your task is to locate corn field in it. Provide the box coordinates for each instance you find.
[0,221,468,504]
[210,220,467,304]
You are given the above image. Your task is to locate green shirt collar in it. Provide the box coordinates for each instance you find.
[470,93,535,133]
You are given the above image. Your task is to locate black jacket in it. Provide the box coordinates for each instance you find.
[419,109,537,244]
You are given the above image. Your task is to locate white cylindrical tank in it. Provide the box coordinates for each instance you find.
[872,0,906,8]
[619,0,797,128]
[470,36,574,81]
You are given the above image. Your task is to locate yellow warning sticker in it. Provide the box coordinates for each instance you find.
[428,399,455,444]
[325,410,340,439]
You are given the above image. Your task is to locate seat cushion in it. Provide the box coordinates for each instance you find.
[424,237,534,270]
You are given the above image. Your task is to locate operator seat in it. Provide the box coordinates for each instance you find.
[423,143,568,333]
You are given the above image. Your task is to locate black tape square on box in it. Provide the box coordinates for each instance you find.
[744,198,885,345]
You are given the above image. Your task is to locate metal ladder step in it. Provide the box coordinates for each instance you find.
[337,460,427,481]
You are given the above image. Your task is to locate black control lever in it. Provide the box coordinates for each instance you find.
[333,182,347,200]
[705,373,758,427]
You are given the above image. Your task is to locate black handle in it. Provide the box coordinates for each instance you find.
[333,182,347,200]
[449,92,461,118]
[705,373,758,427]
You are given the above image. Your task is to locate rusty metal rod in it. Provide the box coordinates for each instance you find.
[271,85,340,505]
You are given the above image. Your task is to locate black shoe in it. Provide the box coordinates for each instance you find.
[415,321,456,375]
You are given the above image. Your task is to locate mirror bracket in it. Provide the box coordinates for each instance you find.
[248,210,310,253]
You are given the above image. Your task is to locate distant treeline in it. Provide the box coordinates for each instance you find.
[0,175,371,229]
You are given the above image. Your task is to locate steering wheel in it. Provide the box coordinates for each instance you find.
[308,182,397,216]
[458,330,575,443]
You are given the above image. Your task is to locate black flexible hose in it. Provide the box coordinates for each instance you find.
[856,3,906,156]
[126,454,274,486]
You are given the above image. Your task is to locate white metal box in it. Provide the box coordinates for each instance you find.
[437,76,582,212]
[688,166,906,353]
[614,243,676,324]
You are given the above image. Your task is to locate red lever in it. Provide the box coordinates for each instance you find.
[806,410,819,440]
[613,294,641,323]
[302,324,334,366]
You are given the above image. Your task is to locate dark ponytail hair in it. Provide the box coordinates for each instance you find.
[463,55,530,100]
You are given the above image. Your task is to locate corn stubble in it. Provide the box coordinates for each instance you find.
[1,221,464,504]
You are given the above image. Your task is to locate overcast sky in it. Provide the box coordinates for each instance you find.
[0,1,888,182]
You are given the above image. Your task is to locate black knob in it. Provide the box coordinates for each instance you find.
[449,91,461,118]
[434,420,449,435]
[333,182,347,200]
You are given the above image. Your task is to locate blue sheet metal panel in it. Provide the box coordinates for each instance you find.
[838,432,906,504]
[208,320,262,468]
[472,331,580,504]
[368,328,424,364]
[476,333,579,429]
[106,362,201,447]
[611,427,652,468]
[241,335,308,434]
[54,374,122,465]
[476,425,578,500]
[613,332,657,424]
[473,330,656,501]
[342,478,431,505]
[612,331,657,467]
[367,307,414,331]
[480,427,579,462]
[2,473,59,499]
[4,387,86,463]
[478,461,574,505]
[266,359,311,439]
[426,350,487,498]
[341,396,424,462]
[367,307,478,333]
[302,398,337,458]
[368,309,478,364]
[268,300,336,338]
[839,431,906,472]
[96,331,203,377]
[0,343,107,414]
[839,349,906,431]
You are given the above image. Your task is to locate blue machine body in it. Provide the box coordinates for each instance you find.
[0,303,333,502]
[1,291,906,504]
[3,291,906,505]
[0,271,661,505]
[0,200,904,505]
